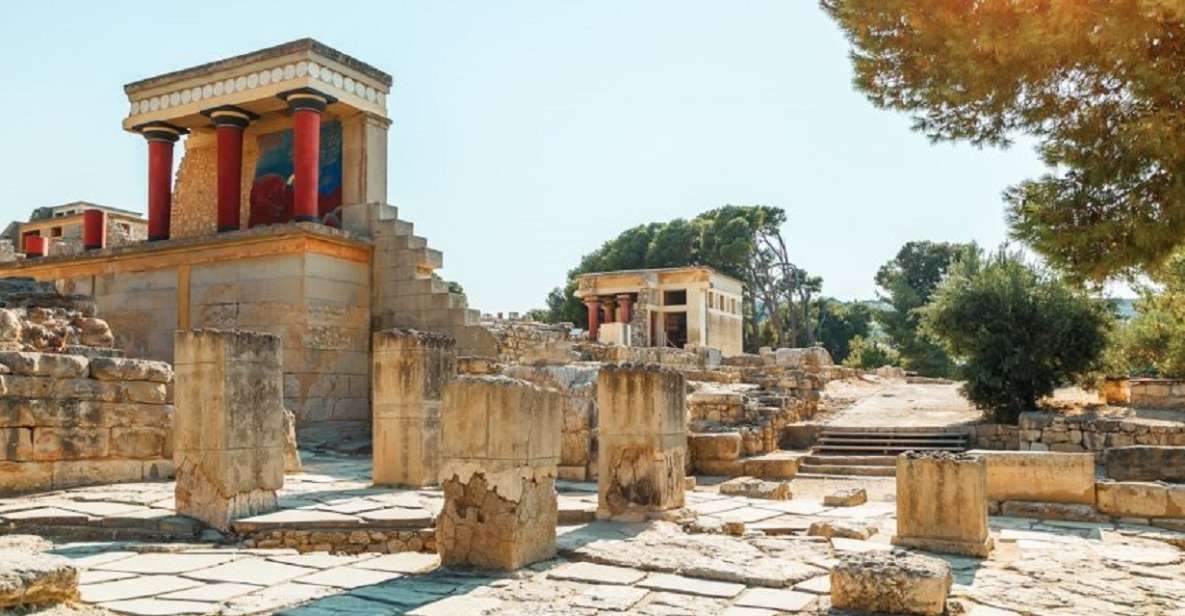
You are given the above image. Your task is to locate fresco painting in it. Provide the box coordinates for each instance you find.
[249,120,343,228]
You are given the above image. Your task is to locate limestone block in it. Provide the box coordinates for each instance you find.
[831,551,951,616]
[969,450,1096,505]
[437,375,563,570]
[1105,446,1185,482]
[824,487,867,507]
[688,432,742,464]
[0,309,21,343]
[174,330,285,531]
[809,520,877,540]
[0,462,53,494]
[31,427,108,461]
[1096,481,1169,518]
[51,459,145,489]
[282,409,302,473]
[0,428,32,461]
[597,364,687,518]
[0,549,79,607]
[109,427,167,459]
[89,357,173,383]
[0,352,88,378]
[719,476,791,500]
[1,376,53,398]
[893,452,993,557]
[372,330,456,487]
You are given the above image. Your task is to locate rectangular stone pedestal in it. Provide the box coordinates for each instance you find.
[174,329,285,531]
[437,376,562,570]
[892,452,993,557]
[596,364,687,519]
[372,329,456,487]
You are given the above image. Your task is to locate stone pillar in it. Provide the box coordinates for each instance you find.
[23,236,45,258]
[82,209,105,250]
[437,376,563,570]
[584,298,601,341]
[601,298,616,326]
[892,452,994,557]
[138,122,186,241]
[596,364,687,519]
[203,105,257,233]
[372,329,456,487]
[279,88,334,223]
[616,294,632,323]
[173,329,286,531]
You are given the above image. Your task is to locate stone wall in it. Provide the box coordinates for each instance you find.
[1104,446,1185,482]
[0,352,174,495]
[1018,412,1185,452]
[970,424,1021,450]
[485,320,579,364]
[1129,379,1185,409]
[501,364,598,482]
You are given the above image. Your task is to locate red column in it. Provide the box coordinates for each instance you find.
[24,235,46,258]
[584,299,601,341]
[204,106,256,233]
[138,123,186,241]
[616,294,632,323]
[83,209,105,250]
[280,89,333,223]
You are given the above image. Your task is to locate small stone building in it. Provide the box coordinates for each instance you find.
[575,266,744,356]
[2,202,147,257]
[0,39,496,425]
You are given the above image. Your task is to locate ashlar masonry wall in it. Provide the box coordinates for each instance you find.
[0,352,174,495]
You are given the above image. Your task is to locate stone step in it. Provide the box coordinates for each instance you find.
[818,437,967,446]
[804,455,896,466]
[798,463,897,477]
[813,444,966,454]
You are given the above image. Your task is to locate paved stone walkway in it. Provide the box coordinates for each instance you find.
[825,381,981,430]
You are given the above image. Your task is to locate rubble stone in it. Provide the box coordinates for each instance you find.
[808,520,877,540]
[823,487,867,507]
[0,549,79,607]
[831,551,952,616]
[719,476,791,500]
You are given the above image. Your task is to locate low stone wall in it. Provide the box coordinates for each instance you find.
[1096,481,1185,521]
[970,450,1096,505]
[1018,411,1185,452]
[970,424,1020,450]
[243,528,437,554]
[582,344,705,369]
[485,320,579,364]
[1129,379,1185,409]
[1104,446,1185,482]
[0,352,174,495]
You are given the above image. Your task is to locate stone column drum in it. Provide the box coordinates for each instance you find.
[372,329,456,487]
[437,376,563,571]
[596,364,687,519]
[892,451,994,557]
[173,329,286,531]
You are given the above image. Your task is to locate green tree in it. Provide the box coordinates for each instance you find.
[921,250,1113,424]
[816,299,874,363]
[842,334,899,370]
[1109,251,1185,378]
[820,0,1185,281]
[875,241,976,377]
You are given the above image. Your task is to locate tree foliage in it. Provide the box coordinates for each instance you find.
[1106,251,1185,378]
[821,0,1185,280]
[541,206,824,351]
[842,334,899,370]
[875,241,977,377]
[921,250,1113,424]
[816,299,874,363]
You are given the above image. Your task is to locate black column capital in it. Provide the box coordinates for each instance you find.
[201,105,259,129]
[277,87,337,113]
[134,122,188,143]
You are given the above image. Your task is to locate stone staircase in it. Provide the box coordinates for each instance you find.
[798,427,970,477]
[347,202,498,357]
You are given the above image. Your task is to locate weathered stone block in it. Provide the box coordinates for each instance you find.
[174,329,285,531]
[892,452,993,557]
[89,357,173,383]
[970,449,1096,505]
[0,352,88,378]
[51,459,145,489]
[809,519,877,540]
[0,550,79,607]
[437,375,562,570]
[1096,481,1169,518]
[831,552,951,616]
[0,428,32,461]
[109,427,167,459]
[372,329,456,487]
[719,476,791,500]
[688,432,742,464]
[31,427,108,461]
[824,487,867,507]
[1105,446,1185,482]
[597,365,686,518]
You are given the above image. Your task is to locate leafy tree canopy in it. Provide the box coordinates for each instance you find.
[821,0,1185,280]
[1106,251,1185,378]
[921,249,1113,424]
[875,241,977,377]
[816,299,875,363]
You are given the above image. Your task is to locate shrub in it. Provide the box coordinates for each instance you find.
[921,250,1113,424]
[842,335,900,370]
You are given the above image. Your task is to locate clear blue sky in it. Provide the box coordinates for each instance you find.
[0,1,1049,313]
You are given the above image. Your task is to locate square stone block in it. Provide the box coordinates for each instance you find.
[440,376,562,470]
[969,449,1096,505]
[598,434,686,517]
[597,364,685,437]
[892,452,993,557]
[373,416,439,487]
[436,472,557,571]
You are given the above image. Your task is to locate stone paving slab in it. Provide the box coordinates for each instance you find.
[638,572,747,598]
[734,587,817,611]
[97,553,242,574]
[353,552,440,574]
[100,598,218,615]
[547,561,647,585]
[186,559,318,586]
[81,574,204,602]
[159,582,262,602]
[294,566,403,589]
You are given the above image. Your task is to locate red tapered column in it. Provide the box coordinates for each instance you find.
[203,106,257,232]
[24,235,46,258]
[138,123,186,242]
[279,89,334,224]
[616,294,632,323]
[585,299,601,341]
[83,209,105,250]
